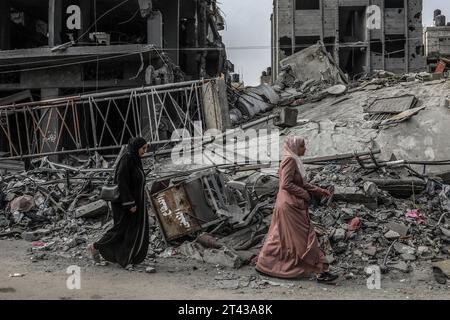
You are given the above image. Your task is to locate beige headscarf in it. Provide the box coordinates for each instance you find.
[283,136,307,179]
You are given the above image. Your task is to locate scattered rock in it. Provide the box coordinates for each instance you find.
[400,253,416,261]
[417,246,430,257]
[394,243,416,255]
[384,230,400,240]
[363,182,379,198]
[391,261,411,273]
[75,200,109,219]
[145,267,156,274]
[332,228,346,241]
[363,246,377,257]
[387,222,409,237]
[203,248,243,269]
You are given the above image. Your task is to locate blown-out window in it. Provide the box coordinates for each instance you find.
[384,0,405,9]
[295,0,320,10]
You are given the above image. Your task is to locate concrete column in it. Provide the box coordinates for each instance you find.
[202,79,231,131]
[48,0,63,47]
[148,11,163,47]
[0,0,11,50]
[40,89,61,161]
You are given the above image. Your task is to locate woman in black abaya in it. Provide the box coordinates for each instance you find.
[88,137,149,268]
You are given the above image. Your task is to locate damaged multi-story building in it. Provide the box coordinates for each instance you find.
[271,0,426,80]
[424,9,450,71]
[0,0,232,163]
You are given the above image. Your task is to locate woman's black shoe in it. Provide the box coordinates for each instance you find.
[316,272,338,283]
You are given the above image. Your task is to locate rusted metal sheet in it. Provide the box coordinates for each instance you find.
[151,184,202,241]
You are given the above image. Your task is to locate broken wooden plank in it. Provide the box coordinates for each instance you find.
[366,95,417,114]
[380,106,426,126]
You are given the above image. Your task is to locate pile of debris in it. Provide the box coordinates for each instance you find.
[0,155,121,260]
[227,41,349,125]
[306,163,450,277]
[146,159,450,284]
[0,143,449,285]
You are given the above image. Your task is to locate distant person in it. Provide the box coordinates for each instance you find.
[88,137,149,269]
[256,136,338,283]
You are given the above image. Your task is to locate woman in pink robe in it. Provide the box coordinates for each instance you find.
[256,136,338,282]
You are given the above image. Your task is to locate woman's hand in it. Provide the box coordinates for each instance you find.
[320,188,332,198]
[130,206,137,213]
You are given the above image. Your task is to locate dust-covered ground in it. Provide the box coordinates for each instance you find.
[0,240,449,300]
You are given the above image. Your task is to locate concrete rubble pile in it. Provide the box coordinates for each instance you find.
[306,164,450,278]
[0,138,449,285]
[147,160,450,284]
[0,155,124,262]
[227,42,352,125]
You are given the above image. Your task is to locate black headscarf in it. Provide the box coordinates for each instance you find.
[127,137,147,169]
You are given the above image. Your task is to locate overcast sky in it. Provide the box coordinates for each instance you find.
[220,0,450,86]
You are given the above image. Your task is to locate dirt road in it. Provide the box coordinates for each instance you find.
[0,240,448,300]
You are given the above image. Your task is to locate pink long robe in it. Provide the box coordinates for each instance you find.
[256,157,328,279]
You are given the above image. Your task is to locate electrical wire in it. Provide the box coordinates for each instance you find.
[74,0,131,43]
[118,8,140,25]
[0,49,152,75]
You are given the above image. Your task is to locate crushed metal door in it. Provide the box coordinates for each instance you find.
[152,184,202,241]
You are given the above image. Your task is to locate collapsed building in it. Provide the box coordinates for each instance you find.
[271,0,426,80]
[0,0,231,163]
[424,9,450,72]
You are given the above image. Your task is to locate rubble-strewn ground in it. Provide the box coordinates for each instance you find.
[1,240,449,300]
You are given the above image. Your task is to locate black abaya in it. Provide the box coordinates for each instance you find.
[94,148,149,268]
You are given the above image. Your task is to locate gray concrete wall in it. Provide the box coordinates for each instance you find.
[273,0,426,77]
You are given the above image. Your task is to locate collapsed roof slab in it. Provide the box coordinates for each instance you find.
[275,80,450,176]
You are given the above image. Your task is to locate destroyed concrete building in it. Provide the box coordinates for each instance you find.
[271,0,426,80]
[0,0,232,163]
[424,9,450,71]
[0,1,449,292]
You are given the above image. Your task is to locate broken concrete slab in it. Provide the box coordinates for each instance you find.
[432,260,450,278]
[279,42,347,86]
[333,187,377,205]
[417,246,431,257]
[400,253,416,261]
[384,230,401,240]
[391,261,411,273]
[203,248,243,269]
[386,222,409,237]
[235,250,258,265]
[75,200,109,219]
[363,181,379,198]
[394,243,416,255]
[440,227,450,238]
[363,246,378,257]
[332,228,346,241]
[177,242,204,263]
